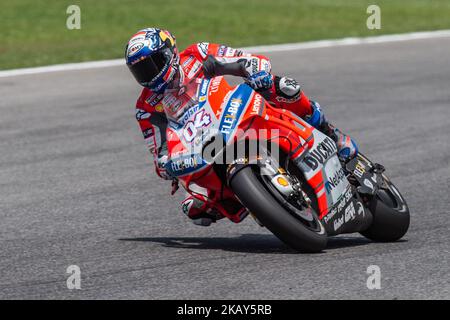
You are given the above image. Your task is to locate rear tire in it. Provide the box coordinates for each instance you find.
[230,166,327,253]
[360,178,410,242]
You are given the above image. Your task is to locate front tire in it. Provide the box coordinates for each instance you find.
[360,177,410,242]
[230,166,327,253]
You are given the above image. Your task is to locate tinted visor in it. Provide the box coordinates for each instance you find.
[128,48,173,87]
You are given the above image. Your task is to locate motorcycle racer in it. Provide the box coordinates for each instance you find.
[126,28,358,226]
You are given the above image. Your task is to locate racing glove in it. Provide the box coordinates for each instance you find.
[156,154,171,180]
[245,70,274,91]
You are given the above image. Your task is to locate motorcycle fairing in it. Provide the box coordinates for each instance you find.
[217,83,254,142]
[320,186,371,235]
[295,129,351,215]
[165,77,371,233]
[346,156,383,195]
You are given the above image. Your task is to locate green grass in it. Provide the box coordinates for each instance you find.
[1,0,450,69]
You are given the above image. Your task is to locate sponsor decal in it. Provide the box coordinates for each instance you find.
[183,109,212,142]
[187,60,202,79]
[224,47,236,57]
[129,31,146,43]
[221,98,242,135]
[333,215,344,231]
[155,104,164,112]
[143,127,156,152]
[218,85,253,140]
[197,79,210,104]
[251,93,263,115]
[354,160,366,178]
[179,104,201,126]
[344,202,356,222]
[197,42,209,58]
[323,187,353,224]
[275,95,300,103]
[171,154,199,172]
[136,109,151,120]
[217,45,227,57]
[209,77,222,94]
[145,137,155,152]
[199,79,210,96]
[327,195,366,232]
[325,167,346,193]
[129,35,145,44]
[182,55,195,68]
[146,93,164,107]
[142,128,154,139]
[167,153,206,176]
[302,137,338,170]
[260,58,271,72]
[127,42,144,57]
[162,94,182,113]
[333,201,359,231]
[247,58,260,75]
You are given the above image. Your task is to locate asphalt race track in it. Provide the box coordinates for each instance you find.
[0,37,449,299]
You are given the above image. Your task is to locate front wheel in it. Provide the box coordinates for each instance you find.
[229,166,327,253]
[360,175,410,242]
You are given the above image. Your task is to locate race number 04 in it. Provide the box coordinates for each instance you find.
[183,110,211,142]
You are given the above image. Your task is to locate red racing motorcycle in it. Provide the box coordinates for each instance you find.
[165,76,410,252]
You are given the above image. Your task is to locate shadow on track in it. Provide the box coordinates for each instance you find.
[119,234,372,254]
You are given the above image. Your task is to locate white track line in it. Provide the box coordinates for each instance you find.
[0,59,123,78]
[244,29,450,52]
[1,29,450,78]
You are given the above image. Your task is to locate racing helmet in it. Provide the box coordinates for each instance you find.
[125,28,179,93]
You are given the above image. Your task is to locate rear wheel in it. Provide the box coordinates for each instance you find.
[360,176,410,242]
[229,166,327,253]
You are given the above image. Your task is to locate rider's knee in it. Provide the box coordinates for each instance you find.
[274,76,302,102]
[181,195,216,226]
[181,195,207,218]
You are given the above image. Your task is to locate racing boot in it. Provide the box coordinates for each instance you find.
[180,194,223,226]
[305,101,358,161]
